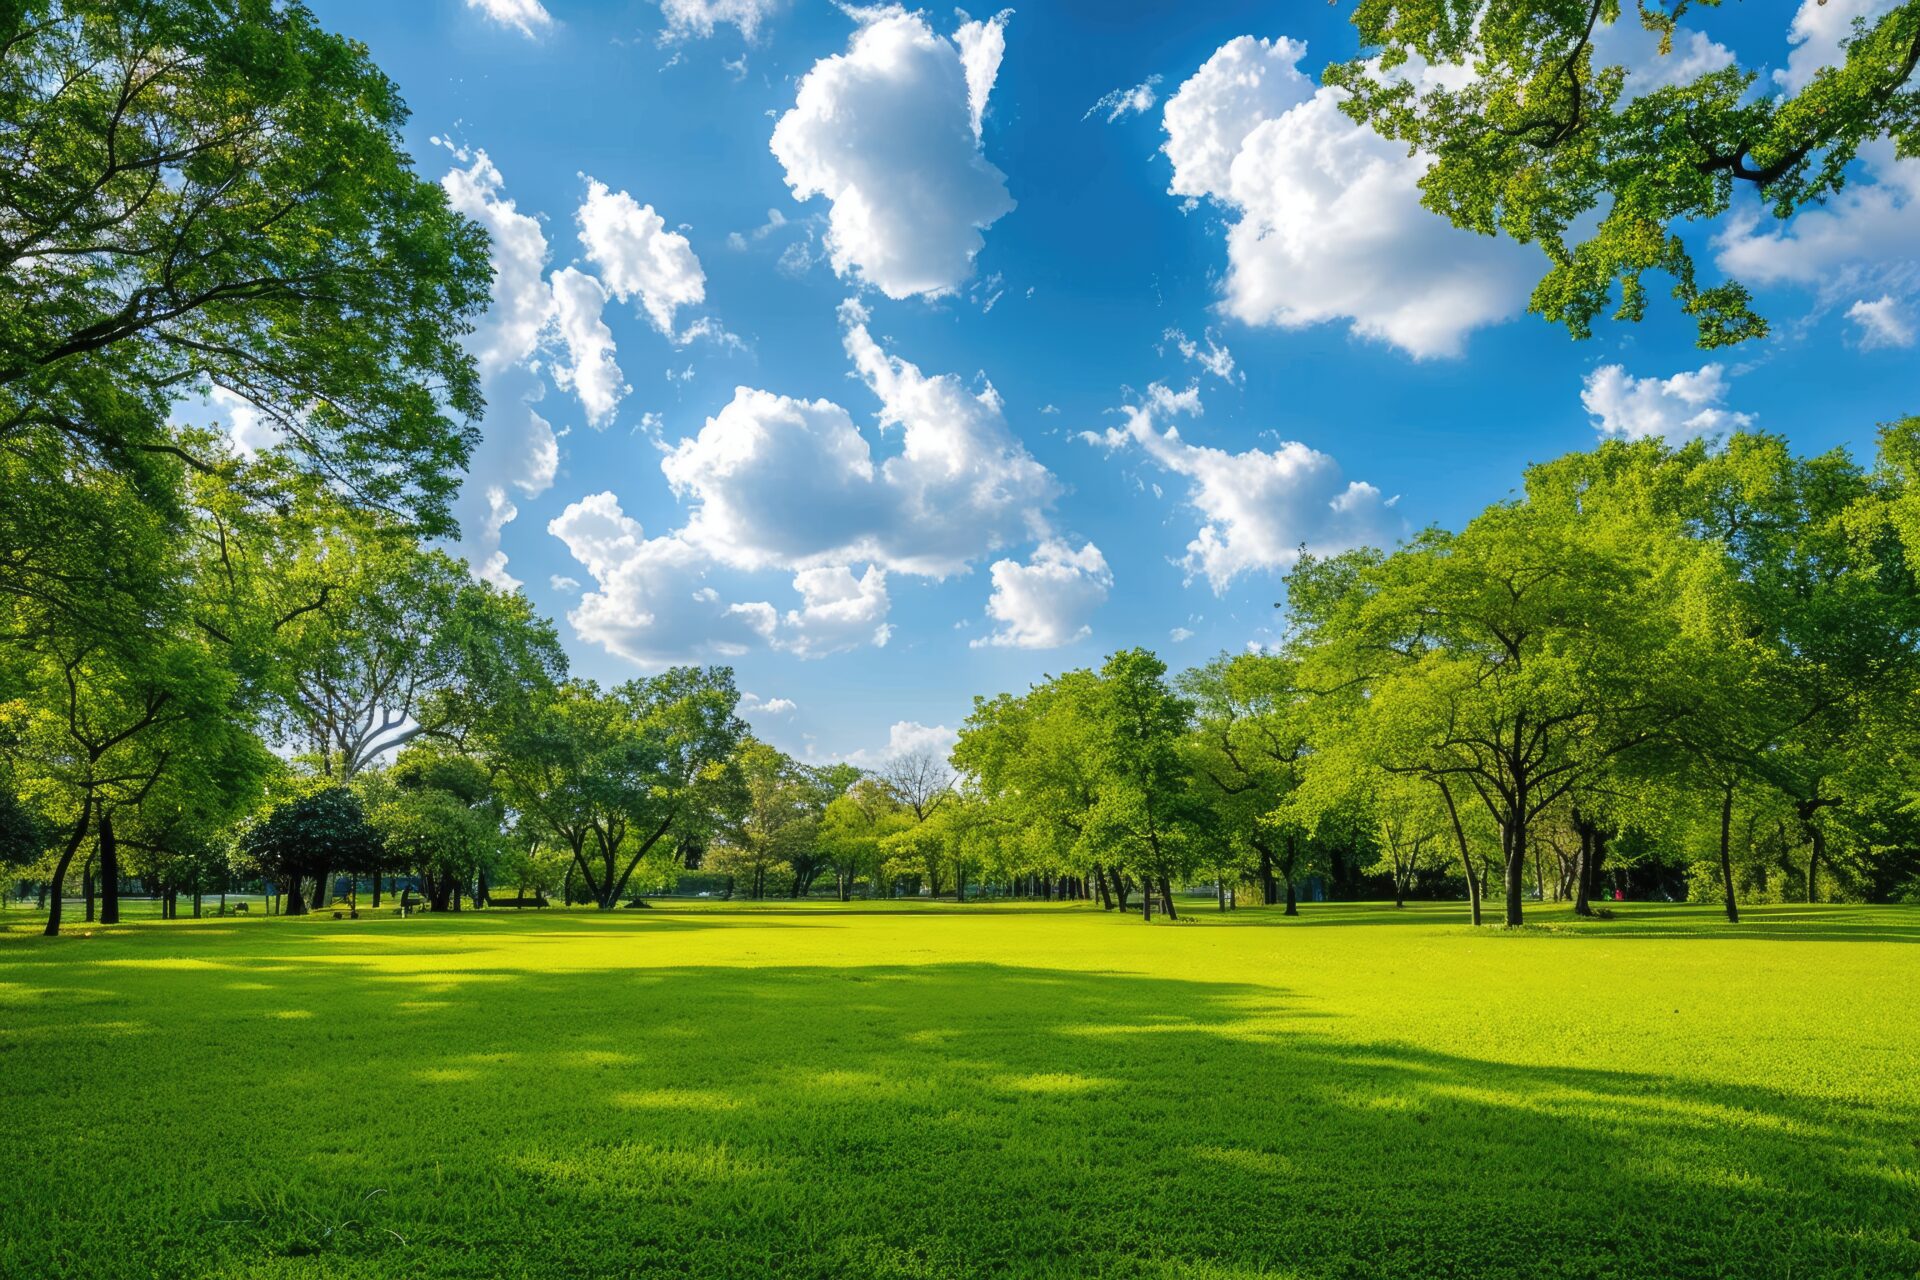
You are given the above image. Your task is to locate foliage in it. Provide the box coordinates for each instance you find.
[1329,0,1920,347]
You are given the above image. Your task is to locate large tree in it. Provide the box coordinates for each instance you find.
[0,0,491,532]
[1288,460,1712,926]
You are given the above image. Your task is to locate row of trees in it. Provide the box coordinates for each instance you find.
[944,429,1920,924]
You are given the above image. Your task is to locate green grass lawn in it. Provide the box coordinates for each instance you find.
[1,902,1916,1279]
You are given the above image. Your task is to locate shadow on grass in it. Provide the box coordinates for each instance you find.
[1,940,1916,1280]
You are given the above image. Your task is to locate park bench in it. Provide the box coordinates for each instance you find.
[488,896,549,909]
[230,902,248,914]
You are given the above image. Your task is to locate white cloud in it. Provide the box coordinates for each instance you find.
[576,178,708,337]
[1588,16,1735,94]
[208,385,281,457]
[1169,626,1195,643]
[474,487,524,591]
[1086,76,1162,123]
[1084,383,1392,592]
[735,564,892,658]
[1164,327,1238,382]
[1848,294,1916,349]
[973,540,1111,649]
[548,492,769,668]
[741,693,798,717]
[549,267,628,426]
[661,303,1056,576]
[1775,0,1902,93]
[442,151,555,380]
[1580,363,1754,441]
[953,11,1008,141]
[1714,142,1920,297]
[769,7,1014,299]
[659,0,781,41]
[1161,36,1532,358]
[549,575,581,593]
[439,150,563,585]
[467,0,551,38]
[842,720,958,768]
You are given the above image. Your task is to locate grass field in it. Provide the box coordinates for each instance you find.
[1,902,1916,1279]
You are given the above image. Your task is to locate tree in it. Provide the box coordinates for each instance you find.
[504,670,746,910]
[954,671,1113,906]
[364,745,502,911]
[1083,649,1209,922]
[1330,0,1920,348]
[1288,463,1709,926]
[1180,653,1314,910]
[239,785,384,917]
[0,0,491,534]
[263,497,564,779]
[717,742,821,899]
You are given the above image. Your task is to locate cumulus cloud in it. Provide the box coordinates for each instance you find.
[659,0,781,41]
[769,7,1014,299]
[1848,295,1916,349]
[438,149,563,585]
[662,303,1056,576]
[576,178,708,337]
[1714,142,1920,299]
[208,385,281,457]
[1775,0,1903,93]
[734,564,893,659]
[842,720,958,768]
[741,693,798,717]
[551,308,1072,665]
[467,0,551,38]
[1086,75,1162,123]
[973,540,1111,649]
[1084,383,1392,592]
[1169,626,1195,643]
[549,267,628,427]
[1580,363,1754,441]
[1161,36,1533,358]
[547,493,769,668]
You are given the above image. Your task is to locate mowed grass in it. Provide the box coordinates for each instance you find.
[1,902,1916,1279]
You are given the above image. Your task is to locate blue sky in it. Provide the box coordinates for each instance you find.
[303,0,1918,764]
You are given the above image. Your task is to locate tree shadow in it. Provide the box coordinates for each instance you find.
[1,942,1915,1279]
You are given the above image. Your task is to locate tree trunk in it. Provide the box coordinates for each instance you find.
[1284,877,1297,916]
[1805,825,1823,904]
[284,872,307,916]
[1572,824,1594,918]
[1112,867,1131,912]
[1256,841,1278,905]
[41,801,92,937]
[84,855,95,922]
[1719,782,1740,924]
[98,812,120,925]
[476,867,489,908]
[311,867,329,912]
[1504,819,1527,927]
[1158,875,1177,921]
[1092,864,1114,910]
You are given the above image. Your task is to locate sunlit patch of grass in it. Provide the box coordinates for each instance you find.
[0,901,1914,1278]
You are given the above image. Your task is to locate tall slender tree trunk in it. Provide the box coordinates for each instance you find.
[84,856,95,922]
[1805,826,1823,904]
[284,873,306,916]
[98,812,120,925]
[41,800,92,938]
[1719,782,1740,923]
[1158,875,1177,921]
[1256,842,1278,906]
[1093,865,1114,910]
[1504,816,1527,927]
[1436,780,1481,926]
[1572,824,1594,917]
